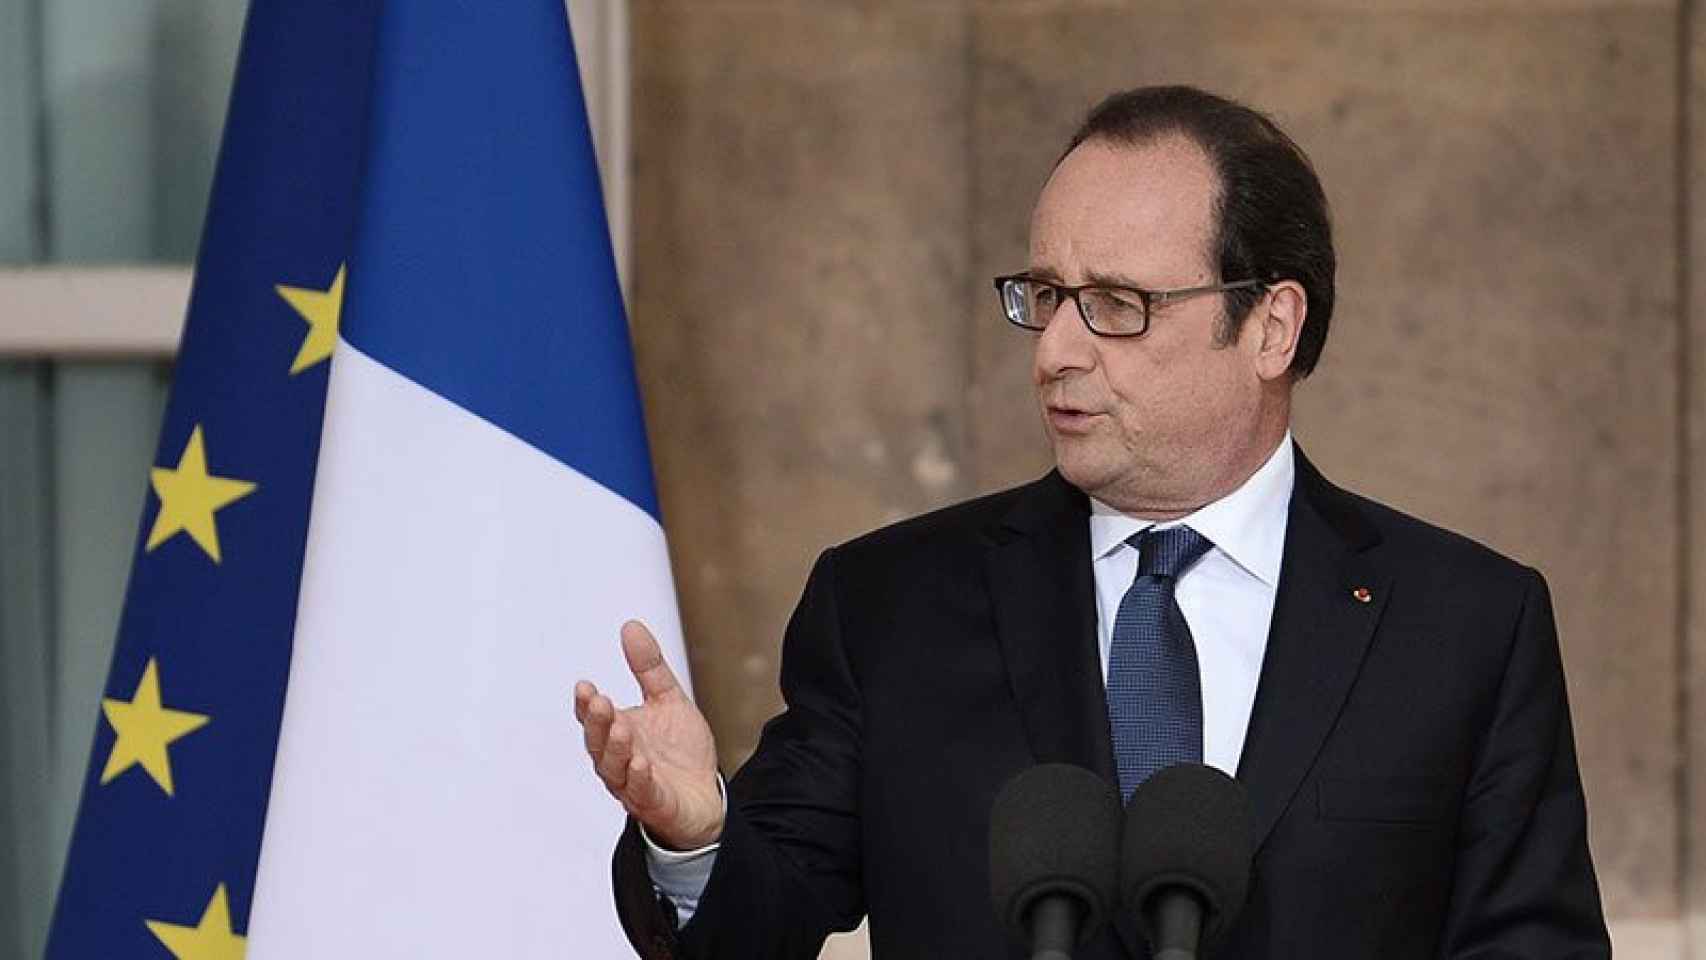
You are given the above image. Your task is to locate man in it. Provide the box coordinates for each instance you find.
[574,86,1609,958]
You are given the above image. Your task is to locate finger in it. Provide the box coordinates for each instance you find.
[597,716,634,790]
[572,681,596,723]
[626,754,664,817]
[582,693,614,761]
[621,620,682,703]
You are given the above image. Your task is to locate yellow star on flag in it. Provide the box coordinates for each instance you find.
[276,263,345,374]
[100,658,210,796]
[145,884,246,960]
[146,425,257,564]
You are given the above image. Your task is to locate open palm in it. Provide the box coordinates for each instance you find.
[574,621,723,850]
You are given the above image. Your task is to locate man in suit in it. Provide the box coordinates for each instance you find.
[573,86,1609,958]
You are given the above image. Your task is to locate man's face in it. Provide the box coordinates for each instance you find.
[1029,136,1272,516]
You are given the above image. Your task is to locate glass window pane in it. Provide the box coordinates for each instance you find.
[2,0,245,265]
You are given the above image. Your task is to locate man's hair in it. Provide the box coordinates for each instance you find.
[1064,86,1335,379]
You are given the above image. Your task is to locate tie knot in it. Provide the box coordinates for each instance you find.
[1131,525,1212,579]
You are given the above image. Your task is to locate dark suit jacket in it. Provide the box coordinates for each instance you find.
[612,450,1609,959]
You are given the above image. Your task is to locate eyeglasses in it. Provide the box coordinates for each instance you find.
[993,274,1268,338]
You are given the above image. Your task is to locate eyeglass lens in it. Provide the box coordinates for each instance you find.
[1001,279,1147,336]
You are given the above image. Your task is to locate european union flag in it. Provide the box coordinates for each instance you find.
[45,1,379,954]
[49,0,690,955]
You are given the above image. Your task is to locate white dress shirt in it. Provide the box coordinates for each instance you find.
[646,434,1296,924]
[1089,432,1293,775]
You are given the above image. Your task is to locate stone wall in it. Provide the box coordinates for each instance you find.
[631,1,1700,954]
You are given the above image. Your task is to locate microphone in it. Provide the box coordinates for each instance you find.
[1119,764,1254,960]
[989,764,1121,960]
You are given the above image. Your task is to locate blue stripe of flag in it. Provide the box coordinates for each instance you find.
[340,0,660,520]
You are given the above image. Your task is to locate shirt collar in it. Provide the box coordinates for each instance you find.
[1087,432,1295,587]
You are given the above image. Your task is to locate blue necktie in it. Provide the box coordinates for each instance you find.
[1107,525,1213,802]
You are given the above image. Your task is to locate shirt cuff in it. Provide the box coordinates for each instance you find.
[641,773,727,915]
[639,772,727,861]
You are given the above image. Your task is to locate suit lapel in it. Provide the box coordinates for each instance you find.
[984,473,1116,782]
[1237,449,1391,852]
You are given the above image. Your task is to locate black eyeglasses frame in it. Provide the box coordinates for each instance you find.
[992,273,1269,338]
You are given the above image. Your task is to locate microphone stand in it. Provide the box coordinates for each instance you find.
[1148,890,1204,960]
[1029,897,1082,960]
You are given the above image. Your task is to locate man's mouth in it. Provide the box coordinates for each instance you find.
[1044,404,1100,433]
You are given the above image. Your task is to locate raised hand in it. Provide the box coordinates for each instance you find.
[574,620,724,850]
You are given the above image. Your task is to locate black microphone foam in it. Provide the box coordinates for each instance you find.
[1119,763,1254,946]
[989,763,1121,948]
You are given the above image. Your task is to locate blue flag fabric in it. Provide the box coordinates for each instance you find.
[46,2,377,953]
[341,0,660,519]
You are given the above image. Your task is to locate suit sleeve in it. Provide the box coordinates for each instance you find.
[612,548,865,959]
[1438,569,1611,958]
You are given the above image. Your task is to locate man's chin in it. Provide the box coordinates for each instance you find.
[1050,449,1120,498]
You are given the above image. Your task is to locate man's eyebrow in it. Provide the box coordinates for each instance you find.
[1083,268,1147,289]
[1024,265,1146,288]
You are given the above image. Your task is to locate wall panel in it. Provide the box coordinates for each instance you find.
[1686,0,1705,951]
[632,0,975,765]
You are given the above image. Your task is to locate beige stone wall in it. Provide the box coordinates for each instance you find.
[1687,0,1704,953]
[632,1,1700,955]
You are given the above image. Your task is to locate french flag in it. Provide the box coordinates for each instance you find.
[247,1,686,954]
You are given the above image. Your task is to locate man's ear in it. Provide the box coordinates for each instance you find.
[1253,281,1306,382]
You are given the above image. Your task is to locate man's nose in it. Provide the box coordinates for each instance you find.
[1033,297,1096,380]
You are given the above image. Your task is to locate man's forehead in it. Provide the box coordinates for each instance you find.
[1038,135,1217,220]
[1028,135,1218,276]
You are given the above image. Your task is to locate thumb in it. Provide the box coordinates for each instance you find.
[621,620,683,702]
